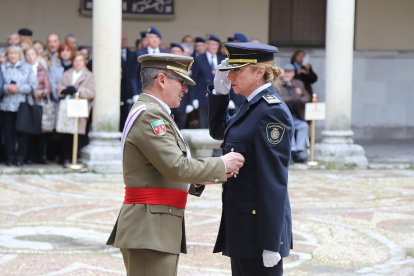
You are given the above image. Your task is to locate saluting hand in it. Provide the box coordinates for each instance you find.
[220,152,244,174]
[214,58,231,95]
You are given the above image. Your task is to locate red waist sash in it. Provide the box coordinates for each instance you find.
[124,187,189,209]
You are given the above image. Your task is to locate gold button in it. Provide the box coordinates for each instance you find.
[234,174,237,178]
[252,210,256,215]
[205,93,209,97]
[215,179,218,183]
[169,209,172,213]
[280,241,283,245]
[231,148,234,152]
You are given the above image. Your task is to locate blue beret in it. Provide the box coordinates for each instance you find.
[220,42,278,71]
[206,34,220,43]
[195,37,206,43]
[146,26,162,38]
[170,43,184,51]
[140,31,147,38]
[282,63,296,71]
[234,33,248,42]
[227,37,235,42]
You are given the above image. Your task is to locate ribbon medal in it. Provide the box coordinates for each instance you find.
[151,120,166,136]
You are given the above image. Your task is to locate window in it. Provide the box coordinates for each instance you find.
[269,0,327,47]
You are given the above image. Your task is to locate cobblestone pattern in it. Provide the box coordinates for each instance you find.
[0,170,413,275]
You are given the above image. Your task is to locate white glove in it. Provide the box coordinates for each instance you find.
[132,95,139,102]
[228,100,235,109]
[126,99,134,105]
[185,105,194,114]
[263,250,281,267]
[214,58,231,95]
[192,99,199,109]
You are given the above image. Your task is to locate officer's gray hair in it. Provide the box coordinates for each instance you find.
[141,67,172,90]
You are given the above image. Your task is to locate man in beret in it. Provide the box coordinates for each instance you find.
[278,63,310,163]
[107,53,245,276]
[131,27,169,98]
[193,37,206,57]
[234,33,248,42]
[191,34,226,128]
[18,28,33,41]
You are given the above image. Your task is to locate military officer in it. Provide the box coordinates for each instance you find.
[107,53,244,276]
[208,43,294,276]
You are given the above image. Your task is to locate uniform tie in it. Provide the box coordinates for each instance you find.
[170,113,174,119]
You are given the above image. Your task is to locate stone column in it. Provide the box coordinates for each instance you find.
[81,0,122,173]
[315,0,368,168]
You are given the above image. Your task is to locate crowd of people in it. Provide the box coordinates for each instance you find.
[0,26,317,167]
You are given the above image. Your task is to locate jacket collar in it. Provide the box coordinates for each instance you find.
[5,60,23,68]
[138,93,170,115]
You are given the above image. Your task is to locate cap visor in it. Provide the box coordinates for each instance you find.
[174,71,196,85]
[218,63,250,71]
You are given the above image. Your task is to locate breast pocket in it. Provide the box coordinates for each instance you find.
[223,141,246,154]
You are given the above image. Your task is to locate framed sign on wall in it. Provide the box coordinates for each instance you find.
[80,0,175,20]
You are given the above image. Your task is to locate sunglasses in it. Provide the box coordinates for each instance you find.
[154,73,186,86]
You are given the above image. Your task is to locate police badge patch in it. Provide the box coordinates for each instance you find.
[151,120,166,136]
[266,123,285,144]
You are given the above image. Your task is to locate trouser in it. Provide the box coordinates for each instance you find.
[231,257,283,276]
[198,106,208,128]
[173,112,187,130]
[1,111,29,163]
[120,248,179,276]
[27,133,47,162]
[61,133,85,162]
[291,117,309,152]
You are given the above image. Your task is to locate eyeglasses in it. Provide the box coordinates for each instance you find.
[154,73,186,86]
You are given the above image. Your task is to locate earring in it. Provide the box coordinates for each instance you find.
[256,79,259,85]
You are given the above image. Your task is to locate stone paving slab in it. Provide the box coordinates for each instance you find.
[0,170,413,275]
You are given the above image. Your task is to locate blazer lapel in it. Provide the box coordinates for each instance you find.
[223,86,274,138]
[74,70,87,87]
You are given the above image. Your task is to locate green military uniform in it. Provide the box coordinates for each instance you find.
[107,54,227,276]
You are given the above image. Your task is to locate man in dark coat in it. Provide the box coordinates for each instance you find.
[191,34,225,128]
[277,63,311,163]
[131,27,169,97]
[120,34,138,131]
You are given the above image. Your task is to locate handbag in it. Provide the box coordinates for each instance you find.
[56,95,78,134]
[38,95,56,132]
[15,94,43,135]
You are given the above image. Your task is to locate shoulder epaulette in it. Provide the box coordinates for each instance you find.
[262,94,281,105]
[145,102,160,109]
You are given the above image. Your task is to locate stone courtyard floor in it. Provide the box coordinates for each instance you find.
[0,170,413,275]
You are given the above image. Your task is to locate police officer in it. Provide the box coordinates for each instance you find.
[208,43,294,276]
[107,53,244,276]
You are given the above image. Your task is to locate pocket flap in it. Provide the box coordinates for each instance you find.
[149,204,184,217]
[223,141,246,153]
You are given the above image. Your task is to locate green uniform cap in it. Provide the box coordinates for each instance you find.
[138,53,196,85]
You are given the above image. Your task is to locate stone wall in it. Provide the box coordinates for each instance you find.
[274,49,414,140]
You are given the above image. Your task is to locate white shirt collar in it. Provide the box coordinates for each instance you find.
[31,60,39,75]
[147,46,160,54]
[72,69,84,86]
[144,93,171,115]
[247,83,272,102]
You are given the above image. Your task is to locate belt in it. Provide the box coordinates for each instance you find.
[124,187,189,209]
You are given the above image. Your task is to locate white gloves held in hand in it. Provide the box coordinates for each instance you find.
[185,105,194,114]
[192,99,199,109]
[214,58,231,95]
[228,100,235,109]
[263,250,281,267]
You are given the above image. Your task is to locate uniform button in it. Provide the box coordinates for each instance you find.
[205,93,209,97]
[169,208,172,213]
[252,210,256,215]
[280,241,283,245]
[231,148,234,152]
[234,174,237,178]
[215,179,218,183]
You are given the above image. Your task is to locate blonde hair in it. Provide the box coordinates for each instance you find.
[5,46,24,61]
[250,60,284,87]
[20,39,33,47]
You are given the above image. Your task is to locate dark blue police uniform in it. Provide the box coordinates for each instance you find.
[131,27,169,96]
[207,43,293,276]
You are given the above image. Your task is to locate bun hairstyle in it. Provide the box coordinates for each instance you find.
[250,60,284,87]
